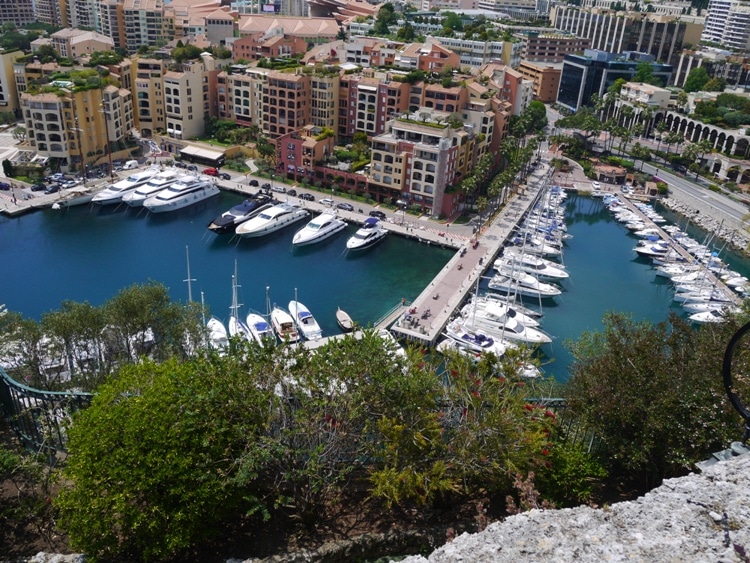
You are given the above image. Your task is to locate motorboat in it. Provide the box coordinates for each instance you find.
[206,316,228,354]
[346,217,388,250]
[488,272,562,299]
[51,186,103,209]
[444,318,509,356]
[689,309,735,324]
[292,212,347,246]
[91,168,159,204]
[634,241,670,258]
[461,303,551,344]
[122,169,180,207]
[143,176,220,213]
[235,203,309,238]
[477,292,543,319]
[288,300,322,340]
[270,306,299,342]
[494,254,568,281]
[462,298,540,328]
[336,307,354,332]
[207,193,275,234]
[245,312,275,347]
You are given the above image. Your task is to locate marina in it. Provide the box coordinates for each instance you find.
[2,159,749,381]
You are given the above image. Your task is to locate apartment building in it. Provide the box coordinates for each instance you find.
[0,50,23,116]
[99,0,126,50]
[50,29,115,61]
[263,71,311,139]
[101,84,137,151]
[237,15,340,45]
[34,0,65,26]
[20,85,133,172]
[232,31,308,62]
[673,48,750,89]
[123,0,169,54]
[516,32,590,63]
[518,61,562,103]
[550,6,704,68]
[368,108,488,217]
[0,0,37,27]
[131,57,166,136]
[557,50,673,111]
[476,63,534,116]
[338,72,410,141]
[164,54,219,140]
[66,0,100,31]
[217,67,268,128]
[275,124,335,182]
[618,81,671,108]
[702,0,750,51]
[205,9,235,45]
[13,61,72,101]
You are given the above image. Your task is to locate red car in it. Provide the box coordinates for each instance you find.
[202,167,219,177]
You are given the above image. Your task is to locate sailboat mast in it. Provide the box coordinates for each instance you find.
[184,245,195,302]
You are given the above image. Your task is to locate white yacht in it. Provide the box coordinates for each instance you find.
[288,300,322,340]
[122,169,181,207]
[346,217,388,250]
[443,318,509,357]
[488,272,562,299]
[292,212,347,246]
[495,253,569,281]
[91,168,159,205]
[246,313,275,347]
[206,317,228,354]
[235,203,309,238]
[143,175,219,213]
[270,306,299,342]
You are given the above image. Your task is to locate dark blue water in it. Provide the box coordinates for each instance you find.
[2,192,747,382]
[0,192,453,336]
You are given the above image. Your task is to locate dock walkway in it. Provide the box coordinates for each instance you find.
[388,165,554,346]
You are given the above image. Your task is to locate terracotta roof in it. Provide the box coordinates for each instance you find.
[238,15,340,38]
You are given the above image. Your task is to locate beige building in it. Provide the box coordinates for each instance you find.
[21,85,133,173]
[0,50,23,116]
[30,0,64,27]
[263,71,312,139]
[50,29,115,61]
[619,82,671,109]
[131,57,167,136]
[217,67,268,128]
[123,0,170,54]
[99,0,127,51]
[164,53,220,140]
[518,61,562,103]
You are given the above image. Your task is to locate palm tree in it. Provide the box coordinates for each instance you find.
[655,121,669,153]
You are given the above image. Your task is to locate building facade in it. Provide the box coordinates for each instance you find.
[517,32,590,63]
[517,61,562,103]
[702,0,750,51]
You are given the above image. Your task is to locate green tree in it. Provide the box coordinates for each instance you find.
[704,77,727,92]
[632,61,662,86]
[566,312,744,491]
[56,353,276,560]
[683,66,710,93]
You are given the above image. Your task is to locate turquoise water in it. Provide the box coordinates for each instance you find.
[1,192,747,382]
[0,193,453,336]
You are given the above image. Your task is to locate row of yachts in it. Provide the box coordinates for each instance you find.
[207,191,388,250]
[434,186,572,373]
[603,194,742,323]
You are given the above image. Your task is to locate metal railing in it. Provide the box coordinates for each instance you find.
[0,367,92,457]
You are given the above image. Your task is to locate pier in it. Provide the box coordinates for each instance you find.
[388,165,554,346]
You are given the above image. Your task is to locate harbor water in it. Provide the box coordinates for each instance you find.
[1,191,748,381]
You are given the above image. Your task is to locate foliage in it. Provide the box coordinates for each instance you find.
[56,353,275,560]
[525,100,548,133]
[535,437,607,507]
[171,44,203,63]
[683,67,709,93]
[704,77,727,92]
[371,3,399,36]
[86,51,124,67]
[566,312,745,491]
[632,62,663,87]
[692,93,750,128]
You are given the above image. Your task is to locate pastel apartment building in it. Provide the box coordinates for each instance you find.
[232,31,308,62]
[131,57,166,136]
[516,32,590,63]
[518,61,562,103]
[338,72,410,141]
[275,124,335,181]
[163,53,220,140]
[217,67,268,128]
[50,29,115,61]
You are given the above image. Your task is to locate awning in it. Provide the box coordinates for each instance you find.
[178,145,226,162]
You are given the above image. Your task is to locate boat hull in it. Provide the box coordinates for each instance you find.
[145,185,220,213]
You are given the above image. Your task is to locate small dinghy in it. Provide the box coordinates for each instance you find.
[336,307,354,332]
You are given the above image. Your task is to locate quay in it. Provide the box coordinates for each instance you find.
[613,194,741,305]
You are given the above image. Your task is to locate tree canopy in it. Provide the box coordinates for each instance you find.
[683,66,710,93]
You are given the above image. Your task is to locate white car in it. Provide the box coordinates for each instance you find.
[319,198,334,206]
[592,181,601,190]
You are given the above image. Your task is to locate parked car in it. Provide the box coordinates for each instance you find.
[592,181,601,190]
[271,185,286,194]
[287,188,297,197]
[219,172,231,180]
[300,193,315,201]
[47,173,64,183]
[44,184,61,194]
[174,162,187,169]
[187,165,198,171]
[336,202,354,212]
[202,167,219,177]
[261,183,271,190]
[31,183,46,192]
[249,179,259,187]
[369,209,386,220]
[0,182,10,191]
[319,198,334,206]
